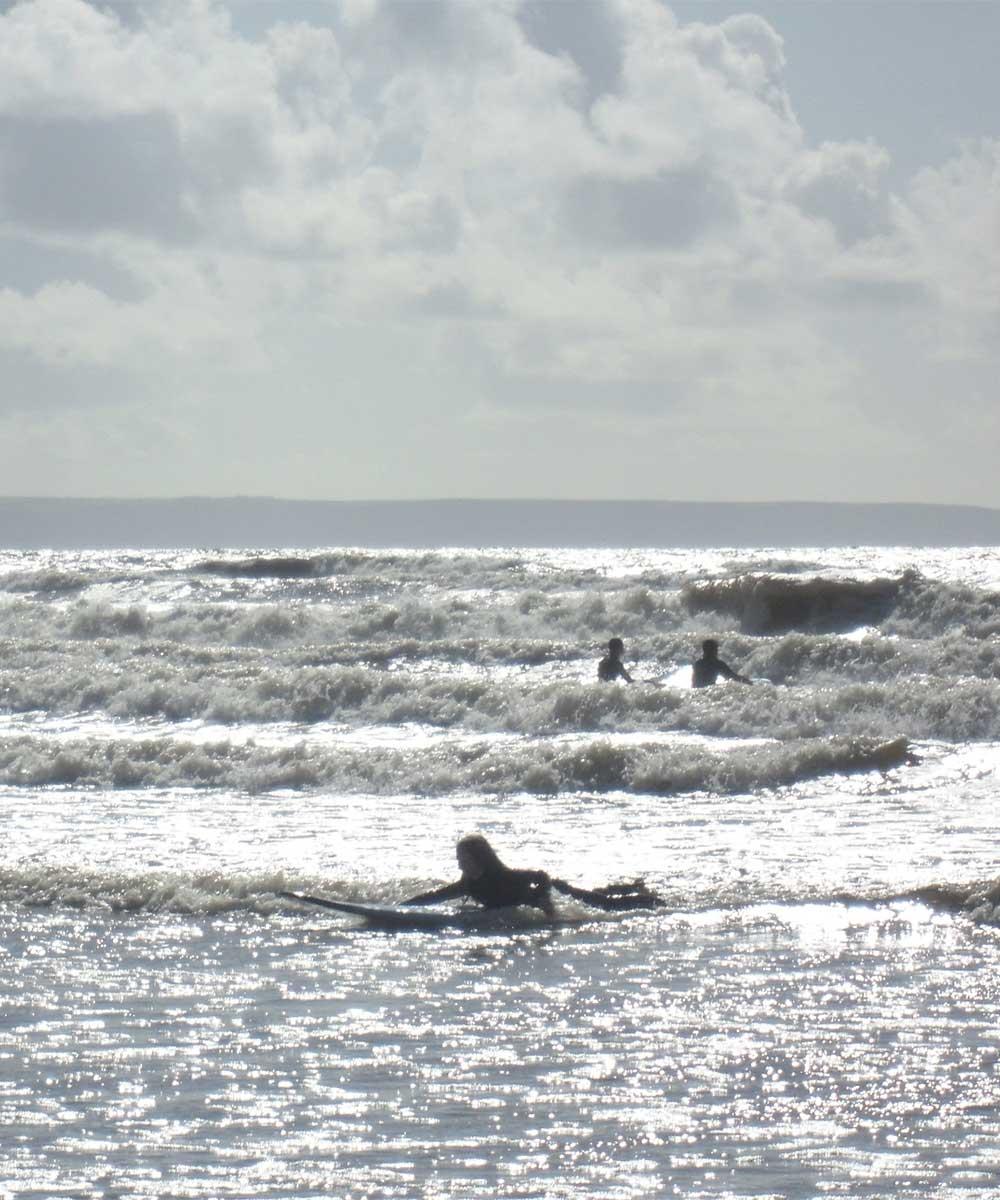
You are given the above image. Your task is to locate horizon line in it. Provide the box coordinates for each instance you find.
[3,496,999,512]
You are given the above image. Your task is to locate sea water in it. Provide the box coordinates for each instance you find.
[1,545,999,1199]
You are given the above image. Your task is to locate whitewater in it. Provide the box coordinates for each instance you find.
[2,543,1000,1198]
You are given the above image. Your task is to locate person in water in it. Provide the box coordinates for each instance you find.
[597,637,633,683]
[692,638,752,688]
[405,834,556,915]
[403,834,663,915]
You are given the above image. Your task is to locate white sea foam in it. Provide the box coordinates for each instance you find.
[3,859,998,926]
[3,543,1000,1200]
[2,638,1000,740]
[0,727,916,796]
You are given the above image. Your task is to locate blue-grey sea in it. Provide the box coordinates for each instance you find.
[2,544,1000,1198]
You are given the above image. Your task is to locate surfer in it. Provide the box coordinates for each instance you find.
[692,638,752,688]
[597,637,633,683]
[404,834,556,916]
[404,834,664,915]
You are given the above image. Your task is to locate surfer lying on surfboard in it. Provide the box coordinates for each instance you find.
[403,833,664,916]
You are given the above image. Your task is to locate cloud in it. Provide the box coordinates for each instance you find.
[0,232,145,299]
[782,140,891,246]
[0,0,996,502]
[0,112,195,238]
[518,0,625,107]
[0,341,142,414]
[899,140,1000,340]
[563,164,738,248]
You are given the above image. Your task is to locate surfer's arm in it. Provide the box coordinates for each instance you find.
[521,870,556,918]
[719,661,752,684]
[402,880,467,906]
[550,877,665,910]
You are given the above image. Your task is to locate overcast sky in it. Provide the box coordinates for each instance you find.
[1,0,997,505]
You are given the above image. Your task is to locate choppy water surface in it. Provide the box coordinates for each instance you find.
[2,545,1000,1198]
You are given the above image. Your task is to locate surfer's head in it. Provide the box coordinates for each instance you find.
[702,638,719,658]
[608,637,624,658]
[456,833,504,879]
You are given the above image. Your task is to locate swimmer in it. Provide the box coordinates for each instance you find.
[692,638,752,688]
[597,637,633,683]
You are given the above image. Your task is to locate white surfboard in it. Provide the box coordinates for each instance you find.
[278,890,571,931]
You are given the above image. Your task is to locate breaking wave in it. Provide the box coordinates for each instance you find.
[1,567,999,658]
[682,571,905,635]
[3,645,1000,739]
[906,878,1000,928]
[4,860,998,928]
[0,569,91,595]
[0,730,914,796]
[683,570,1000,640]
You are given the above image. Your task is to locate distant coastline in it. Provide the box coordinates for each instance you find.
[2,497,999,550]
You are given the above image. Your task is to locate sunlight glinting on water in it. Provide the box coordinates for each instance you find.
[4,545,1000,1196]
[6,902,1000,1197]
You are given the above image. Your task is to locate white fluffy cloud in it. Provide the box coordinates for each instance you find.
[0,0,997,502]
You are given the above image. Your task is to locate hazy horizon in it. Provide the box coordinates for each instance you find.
[4,495,1000,550]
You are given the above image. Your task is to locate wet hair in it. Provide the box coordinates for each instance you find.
[702,638,719,655]
[608,637,624,655]
[456,833,504,871]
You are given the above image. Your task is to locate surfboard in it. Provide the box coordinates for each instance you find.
[278,890,562,932]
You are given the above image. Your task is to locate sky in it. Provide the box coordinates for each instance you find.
[0,0,998,506]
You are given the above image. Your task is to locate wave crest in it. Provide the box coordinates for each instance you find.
[0,732,914,796]
[908,877,1000,927]
[683,573,904,634]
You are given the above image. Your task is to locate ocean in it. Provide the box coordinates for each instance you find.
[2,542,999,1198]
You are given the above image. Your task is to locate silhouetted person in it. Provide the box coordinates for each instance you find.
[598,636,633,683]
[404,834,555,916]
[692,638,752,688]
[404,834,663,916]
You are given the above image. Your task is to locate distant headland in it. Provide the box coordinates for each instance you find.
[2,497,999,550]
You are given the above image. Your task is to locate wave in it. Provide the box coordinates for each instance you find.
[0,863,337,916]
[3,861,998,928]
[194,549,531,582]
[0,731,914,796]
[683,573,905,634]
[3,571,999,655]
[903,878,1000,927]
[198,554,338,579]
[683,570,1000,640]
[193,549,711,599]
[0,550,706,620]
[0,586,694,647]
[0,569,91,595]
[4,640,1000,738]
[886,576,1000,641]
